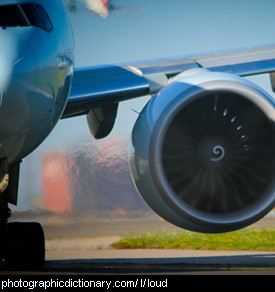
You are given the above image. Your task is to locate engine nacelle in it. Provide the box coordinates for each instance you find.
[129,69,275,233]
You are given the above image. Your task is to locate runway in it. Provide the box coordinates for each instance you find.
[1,252,274,275]
[0,236,274,275]
[44,249,275,275]
[1,213,274,275]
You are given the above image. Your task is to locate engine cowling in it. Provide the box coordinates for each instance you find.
[129,69,275,233]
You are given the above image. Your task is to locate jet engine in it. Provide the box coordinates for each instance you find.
[129,69,275,233]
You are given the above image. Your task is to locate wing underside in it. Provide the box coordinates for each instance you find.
[62,44,275,119]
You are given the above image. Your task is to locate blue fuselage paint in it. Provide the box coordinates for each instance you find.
[0,0,74,165]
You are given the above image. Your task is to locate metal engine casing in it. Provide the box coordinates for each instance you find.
[129,69,275,233]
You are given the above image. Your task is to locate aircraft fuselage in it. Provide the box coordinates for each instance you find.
[0,0,74,166]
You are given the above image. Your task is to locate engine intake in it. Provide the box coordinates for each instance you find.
[129,69,275,233]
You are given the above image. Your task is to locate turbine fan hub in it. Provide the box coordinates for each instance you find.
[197,137,227,170]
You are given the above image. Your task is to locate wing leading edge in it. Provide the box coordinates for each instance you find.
[62,44,275,119]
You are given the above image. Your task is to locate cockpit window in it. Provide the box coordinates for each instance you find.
[21,4,53,33]
[0,5,28,27]
[0,4,53,32]
[21,4,44,30]
[35,5,53,32]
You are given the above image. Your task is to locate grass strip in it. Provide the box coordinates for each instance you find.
[111,228,275,251]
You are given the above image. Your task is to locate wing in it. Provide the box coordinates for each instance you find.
[63,44,275,119]
[62,44,275,138]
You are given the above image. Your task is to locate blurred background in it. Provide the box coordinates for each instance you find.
[11,0,275,236]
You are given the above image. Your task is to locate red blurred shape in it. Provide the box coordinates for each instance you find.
[41,152,72,213]
[102,0,109,9]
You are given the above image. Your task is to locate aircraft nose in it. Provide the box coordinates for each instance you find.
[0,31,37,94]
[0,33,16,84]
[0,31,37,118]
[0,45,7,104]
[0,33,22,94]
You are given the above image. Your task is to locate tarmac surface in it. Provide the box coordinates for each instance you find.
[0,239,274,275]
[44,239,275,275]
[0,212,274,275]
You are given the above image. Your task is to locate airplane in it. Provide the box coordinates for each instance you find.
[65,0,141,18]
[65,0,110,17]
[0,0,274,269]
